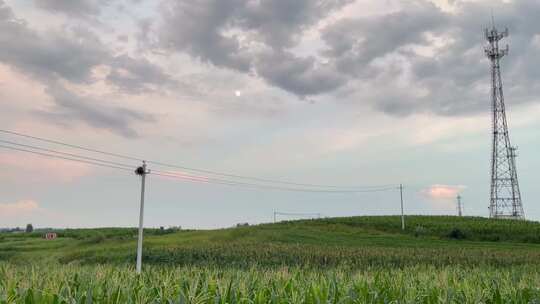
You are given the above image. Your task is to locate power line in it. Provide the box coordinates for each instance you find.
[0,139,136,169]
[0,129,398,190]
[0,139,287,190]
[151,170,399,193]
[0,144,133,172]
[148,160,396,189]
[0,129,141,161]
[0,137,400,193]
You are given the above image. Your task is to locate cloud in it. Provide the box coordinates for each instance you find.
[0,9,171,92]
[255,51,346,97]
[0,4,107,83]
[0,200,39,217]
[158,0,252,72]
[0,0,167,136]
[156,0,352,97]
[0,151,93,182]
[147,0,540,115]
[33,0,146,19]
[321,0,540,116]
[422,184,466,200]
[107,55,175,93]
[33,0,109,18]
[0,199,71,227]
[321,1,449,73]
[35,83,156,138]
[4,0,540,127]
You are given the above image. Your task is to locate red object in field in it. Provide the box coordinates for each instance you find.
[44,232,57,240]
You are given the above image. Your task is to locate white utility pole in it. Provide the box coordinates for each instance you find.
[135,161,149,274]
[400,184,405,230]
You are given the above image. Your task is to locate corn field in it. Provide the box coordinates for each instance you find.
[3,216,540,303]
[1,263,540,303]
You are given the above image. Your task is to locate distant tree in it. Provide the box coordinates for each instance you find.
[448,228,466,240]
[25,224,34,233]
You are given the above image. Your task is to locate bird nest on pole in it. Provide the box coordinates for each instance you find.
[135,166,146,176]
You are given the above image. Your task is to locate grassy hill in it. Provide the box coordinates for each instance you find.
[3,216,540,302]
[2,215,540,268]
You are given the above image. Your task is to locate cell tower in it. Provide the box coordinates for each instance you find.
[484,24,524,219]
[456,195,463,217]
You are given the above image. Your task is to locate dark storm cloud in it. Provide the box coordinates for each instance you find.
[0,5,106,83]
[4,0,540,119]
[422,0,540,116]
[234,0,352,48]
[256,51,345,97]
[321,2,449,76]
[158,0,352,95]
[320,0,540,116]
[154,0,540,116]
[0,0,171,136]
[160,0,253,72]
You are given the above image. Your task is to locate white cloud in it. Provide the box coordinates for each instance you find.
[422,184,466,200]
[420,184,467,211]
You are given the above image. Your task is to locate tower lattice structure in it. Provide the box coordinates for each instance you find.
[484,25,524,219]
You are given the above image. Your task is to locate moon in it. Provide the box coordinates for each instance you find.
[234,90,242,97]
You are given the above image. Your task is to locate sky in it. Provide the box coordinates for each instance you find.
[0,0,539,229]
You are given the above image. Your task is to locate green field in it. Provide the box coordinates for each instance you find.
[2,216,540,303]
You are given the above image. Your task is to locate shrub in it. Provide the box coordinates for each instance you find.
[448,228,466,240]
[25,224,33,233]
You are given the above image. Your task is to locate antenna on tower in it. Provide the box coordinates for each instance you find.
[484,23,525,219]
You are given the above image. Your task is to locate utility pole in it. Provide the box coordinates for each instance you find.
[457,195,463,217]
[273,211,276,223]
[135,161,149,274]
[400,184,405,230]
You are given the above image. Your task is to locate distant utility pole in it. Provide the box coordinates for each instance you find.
[400,184,405,230]
[135,161,150,274]
[457,195,463,217]
[273,211,276,223]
